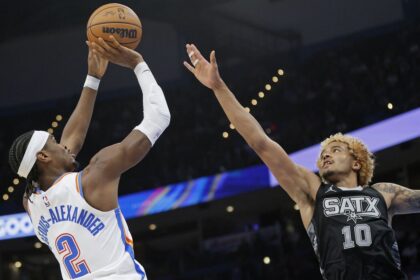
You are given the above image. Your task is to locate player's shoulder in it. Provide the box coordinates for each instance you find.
[371,182,400,195]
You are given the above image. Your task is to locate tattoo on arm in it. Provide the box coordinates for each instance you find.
[373,183,420,215]
[406,190,420,209]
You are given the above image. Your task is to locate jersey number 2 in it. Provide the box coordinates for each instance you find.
[341,224,372,249]
[55,233,90,278]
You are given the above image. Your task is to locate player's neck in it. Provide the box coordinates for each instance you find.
[334,175,358,189]
[37,169,67,191]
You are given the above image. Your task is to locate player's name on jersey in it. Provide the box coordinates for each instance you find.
[323,196,380,218]
[37,205,105,245]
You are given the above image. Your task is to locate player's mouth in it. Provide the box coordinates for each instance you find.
[323,160,333,168]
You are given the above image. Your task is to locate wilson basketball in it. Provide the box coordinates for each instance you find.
[87,3,142,49]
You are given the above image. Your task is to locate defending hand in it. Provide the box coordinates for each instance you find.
[183,44,225,91]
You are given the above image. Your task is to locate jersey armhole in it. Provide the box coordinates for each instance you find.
[76,171,85,198]
[369,186,390,218]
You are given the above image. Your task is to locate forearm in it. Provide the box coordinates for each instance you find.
[133,61,170,145]
[61,86,98,155]
[213,83,266,148]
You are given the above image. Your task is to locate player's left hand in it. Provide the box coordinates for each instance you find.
[183,43,225,91]
[86,40,109,79]
[91,36,144,70]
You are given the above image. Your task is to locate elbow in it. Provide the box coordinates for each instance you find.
[248,135,270,153]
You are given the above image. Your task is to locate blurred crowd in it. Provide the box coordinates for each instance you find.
[1,22,420,210]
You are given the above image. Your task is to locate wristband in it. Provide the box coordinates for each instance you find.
[83,75,101,91]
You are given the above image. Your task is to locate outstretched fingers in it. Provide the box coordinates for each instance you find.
[210,50,217,66]
[183,61,195,74]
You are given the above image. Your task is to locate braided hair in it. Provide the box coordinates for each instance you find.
[8,130,41,200]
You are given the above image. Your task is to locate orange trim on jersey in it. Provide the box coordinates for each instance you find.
[120,211,134,247]
[75,174,80,193]
[126,237,134,247]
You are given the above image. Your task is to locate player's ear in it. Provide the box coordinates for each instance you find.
[352,160,361,171]
[37,150,51,164]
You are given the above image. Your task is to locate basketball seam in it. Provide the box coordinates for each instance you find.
[87,5,125,26]
[88,27,141,45]
[87,21,142,29]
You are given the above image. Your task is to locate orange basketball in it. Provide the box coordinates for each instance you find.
[87,3,142,49]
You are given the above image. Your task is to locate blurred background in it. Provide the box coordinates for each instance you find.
[0,0,419,279]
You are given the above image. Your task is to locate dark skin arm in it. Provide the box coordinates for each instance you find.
[183,44,320,228]
[373,182,420,216]
[60,42,108,156]
[82,36,152,211]
[23,43,108,212]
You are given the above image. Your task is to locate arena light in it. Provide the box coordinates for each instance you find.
[251,99,258,106]
[8,186,14,193]
[222,132,229,139]
[51,121,58,128]
[258,91,265,98]
[56,115,63,121]
[47,128,54,134]
[265,84,272,91]
[14,261,22,268]
[226,205,234,213]
[263,256,271,265]
[13,178,19,185]
[277,69,284,76]
[149,224,157,231]
[229,124,235,130]
[34,242,42,249]
[3,194,9,201]
[272,76,279,83]
[387,103,393,110]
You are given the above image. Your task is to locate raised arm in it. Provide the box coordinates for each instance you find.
[60,42,108,156]
[82,36,170,211]
[183,44,320,205]
[373,183,420,216]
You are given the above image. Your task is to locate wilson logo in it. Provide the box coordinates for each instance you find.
[102,27,137,38]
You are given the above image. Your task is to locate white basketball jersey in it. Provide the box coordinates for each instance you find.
[27,172,147,280]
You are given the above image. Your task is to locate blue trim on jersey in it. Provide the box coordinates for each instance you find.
[77,172,84,198]
[114,208,145,278]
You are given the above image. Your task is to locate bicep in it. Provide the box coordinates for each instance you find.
[87,130,151,183]
[392,185,420,215]
[374,183,420,215]
[254,137,320,203]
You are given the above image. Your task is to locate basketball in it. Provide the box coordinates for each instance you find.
[87,3,142,49]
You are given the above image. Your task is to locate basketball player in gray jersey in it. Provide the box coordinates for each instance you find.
[183,43,420,280]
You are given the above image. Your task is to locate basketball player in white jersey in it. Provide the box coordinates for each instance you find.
[8,36,170,279]
[183,44,420,279]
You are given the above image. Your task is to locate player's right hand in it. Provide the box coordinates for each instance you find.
[92,36,144,69]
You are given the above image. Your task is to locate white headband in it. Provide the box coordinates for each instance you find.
[17,131,50,179]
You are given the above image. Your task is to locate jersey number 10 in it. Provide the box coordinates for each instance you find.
[341,224,372,249]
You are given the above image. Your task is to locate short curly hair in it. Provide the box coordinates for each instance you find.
[316,133,375,186]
